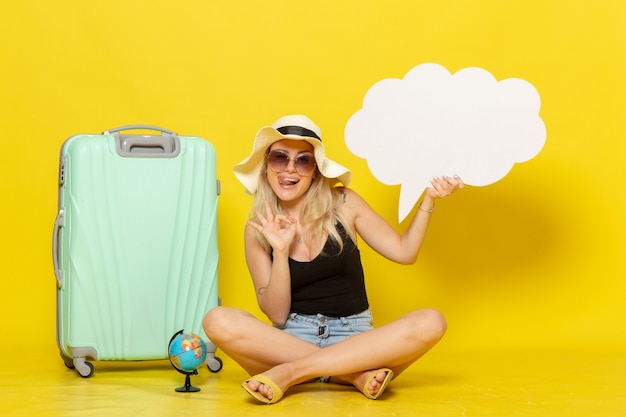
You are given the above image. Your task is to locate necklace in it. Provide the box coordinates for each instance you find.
[297,237,303,244]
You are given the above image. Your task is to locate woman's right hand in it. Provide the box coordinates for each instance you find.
[247,200,297,255]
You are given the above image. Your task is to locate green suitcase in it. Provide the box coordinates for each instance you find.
[52,125,221,377]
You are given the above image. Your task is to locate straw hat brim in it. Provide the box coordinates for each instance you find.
[233,126,351,194]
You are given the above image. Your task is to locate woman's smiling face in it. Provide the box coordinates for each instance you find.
[266,139,317,203]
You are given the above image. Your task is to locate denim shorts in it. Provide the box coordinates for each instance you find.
[278,310,373,348]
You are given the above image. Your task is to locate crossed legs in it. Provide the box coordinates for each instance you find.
[202,306,446,403]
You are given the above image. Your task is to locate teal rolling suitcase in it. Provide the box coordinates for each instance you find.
[52,125,222,377]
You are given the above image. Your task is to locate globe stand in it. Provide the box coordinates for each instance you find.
[175,370,201,392]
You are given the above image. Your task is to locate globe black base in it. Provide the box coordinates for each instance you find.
[175,374,201,392]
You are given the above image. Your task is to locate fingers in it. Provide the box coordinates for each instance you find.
[251,212,294,230]
[247,219,263,233]
[449,174,464,189]
[249,201,273,229]
[443,175,464,191]
[262,199,274,221]
[249,201,297,233]
[429,175,464,198]
[274,214,295,230]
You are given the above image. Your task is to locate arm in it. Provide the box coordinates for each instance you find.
[244,200,297,325]
[346,176,463,265]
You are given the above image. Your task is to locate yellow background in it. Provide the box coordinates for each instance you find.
[1,0,624,356]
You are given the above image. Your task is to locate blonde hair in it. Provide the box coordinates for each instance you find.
[251,162,351,254]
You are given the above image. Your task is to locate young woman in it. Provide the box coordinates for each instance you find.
[202,115,464,404]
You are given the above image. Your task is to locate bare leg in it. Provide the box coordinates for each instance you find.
[202,306,320,375]
[203,307,446,402]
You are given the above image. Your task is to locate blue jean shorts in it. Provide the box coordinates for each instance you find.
[278,310,373,348]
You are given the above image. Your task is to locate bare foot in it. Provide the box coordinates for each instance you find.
[327,369,393,398]
[364,369,390,397]
[244,379,275,401]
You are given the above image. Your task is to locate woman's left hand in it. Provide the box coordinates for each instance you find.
[425,175,464,200]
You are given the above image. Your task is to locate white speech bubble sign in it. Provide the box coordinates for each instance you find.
[345,63,546,222]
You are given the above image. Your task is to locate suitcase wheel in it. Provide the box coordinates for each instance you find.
[203,341,222,373]
[73,357,95,378]
[60,352,75,370]
[206,356,223,373]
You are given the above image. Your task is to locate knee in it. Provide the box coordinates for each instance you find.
[408,308,447,343]
[202,306,235,343]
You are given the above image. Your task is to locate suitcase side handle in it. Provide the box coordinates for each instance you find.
[103,125,177,135]
[52,209,64,288]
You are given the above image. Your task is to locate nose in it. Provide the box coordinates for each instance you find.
[285,158,297,172]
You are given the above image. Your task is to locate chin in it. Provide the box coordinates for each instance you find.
[273,184,307,201]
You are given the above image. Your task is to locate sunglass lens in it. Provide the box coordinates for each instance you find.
[269,151,290,170]
[295,155,315,173]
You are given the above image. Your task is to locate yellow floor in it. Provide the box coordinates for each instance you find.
[2,349,624,416]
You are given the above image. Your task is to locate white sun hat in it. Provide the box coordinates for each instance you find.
[233,115,352,194]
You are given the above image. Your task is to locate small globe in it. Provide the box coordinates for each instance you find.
[168,332,207,373]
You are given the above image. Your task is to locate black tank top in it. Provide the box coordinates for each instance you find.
[288,223,369,317]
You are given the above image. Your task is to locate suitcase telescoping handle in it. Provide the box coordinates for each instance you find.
[104,125,181,158]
